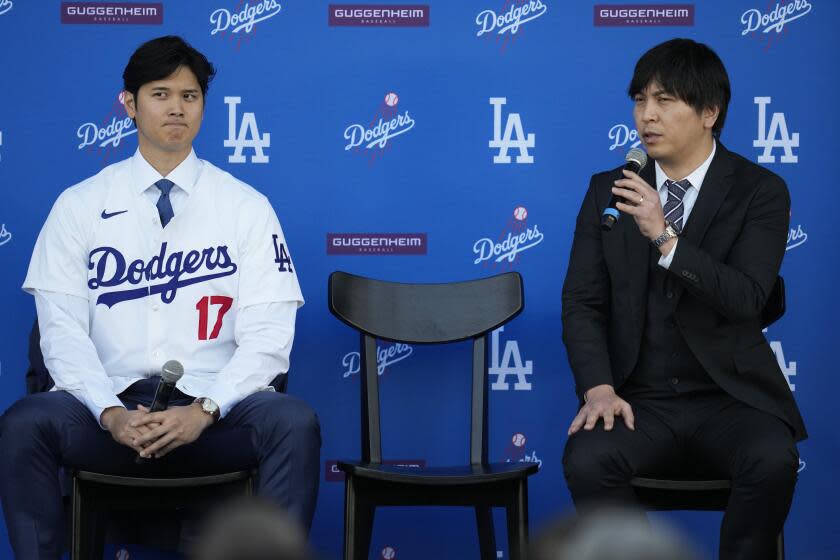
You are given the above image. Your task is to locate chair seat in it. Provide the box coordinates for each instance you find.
[74,469,253,488]
[630,476,731,491]
[338,460,538,485]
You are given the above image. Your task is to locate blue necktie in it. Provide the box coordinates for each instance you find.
[154,179,175,228]
[662,179,691,232]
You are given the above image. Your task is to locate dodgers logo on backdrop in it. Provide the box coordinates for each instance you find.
[787,223,807,251]
[741,0,811,47]
[0,130,4,162]
[489,97,534,164]
[344,92,415,164]
[224,96,270,163]
[210,0,282,48]
[504,433,543,469]
[754,97,799,163]
[0,223,12,247]
[475,0,547,52]
[381,546,396,559]
[764,328,797,391]
[342,343,414,378]
[608,123,641,151]
[0,0,12,16]
[77,92,136,162]
[798,458,806,473]
[325,459,424,482]
[490,326,533,390]
[473,206,544,268]
[87,243,238,308]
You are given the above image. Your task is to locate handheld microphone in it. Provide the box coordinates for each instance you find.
[136,360,184,464]
[601,147,648,232]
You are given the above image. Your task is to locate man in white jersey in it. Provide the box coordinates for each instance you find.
[0,36,320,558]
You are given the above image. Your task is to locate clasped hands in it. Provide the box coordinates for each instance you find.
[101,403,214,459]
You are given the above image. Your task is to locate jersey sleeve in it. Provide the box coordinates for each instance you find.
[22,190,91,299]
[236,197,304,309]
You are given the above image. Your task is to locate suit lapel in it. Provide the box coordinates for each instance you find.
[680,142,736,245]
[619,161,656,308]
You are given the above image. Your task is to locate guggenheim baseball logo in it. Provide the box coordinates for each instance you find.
[61,2,163,24]
[328,4,429,26]
[327,233,427,255]
[594,4,694,26]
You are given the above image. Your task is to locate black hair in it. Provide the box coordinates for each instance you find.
[628,38,731,136]
[123,35,216,100]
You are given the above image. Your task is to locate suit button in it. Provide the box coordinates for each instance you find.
[666,291,674,299]
[670,352,679,359]
[681,271,689,277]
[669,377,680,385]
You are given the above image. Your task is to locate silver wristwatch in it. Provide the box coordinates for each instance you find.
[652,220,680,248]
[194,397,220,423]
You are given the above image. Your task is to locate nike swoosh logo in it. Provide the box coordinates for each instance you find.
[101,210,128,219]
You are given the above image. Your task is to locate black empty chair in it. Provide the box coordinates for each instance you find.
[630,275,787,560]
[328,271,539,560]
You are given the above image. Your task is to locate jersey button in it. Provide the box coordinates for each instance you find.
[152,304,159,312]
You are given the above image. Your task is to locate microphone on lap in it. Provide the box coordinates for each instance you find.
[601,147,649,232]
[136,360,184,464]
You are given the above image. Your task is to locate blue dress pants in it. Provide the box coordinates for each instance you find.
[0,378,321,559]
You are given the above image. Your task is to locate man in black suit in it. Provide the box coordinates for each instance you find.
[561,38,806,559]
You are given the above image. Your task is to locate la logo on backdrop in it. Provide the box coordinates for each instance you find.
[344,92,415,165]
[489,97,535,164]
[209,0,283,50]
[475,0,548,53]
[754,97,799,164]
[77,92,137,164]
[224,96,270,163]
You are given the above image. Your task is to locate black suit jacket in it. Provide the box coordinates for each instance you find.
[561,142,807,441]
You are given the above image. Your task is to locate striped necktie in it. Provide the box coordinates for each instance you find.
[662,179,691,232]
[154,179,175,228]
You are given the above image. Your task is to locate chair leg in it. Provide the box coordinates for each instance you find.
[475,506,497,560]
[505,480,529,560]
[71,478,99,560]
[344,475,375,560]
[776,529,785,560]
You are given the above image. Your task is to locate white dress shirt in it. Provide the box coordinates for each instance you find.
[656,140,716,269]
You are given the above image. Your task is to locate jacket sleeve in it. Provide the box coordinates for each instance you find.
[668,174,790,323]
[561,175,614,399]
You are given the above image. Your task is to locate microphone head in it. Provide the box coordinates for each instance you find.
[625,147,648,173]
[161,360,185,383]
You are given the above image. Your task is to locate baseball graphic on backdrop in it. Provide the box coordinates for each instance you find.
[513,206,528,221]
[381,546,396,559]
[512,433,527,447]
[384,92,399,107]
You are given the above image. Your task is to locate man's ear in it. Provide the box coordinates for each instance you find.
[123,91,136,119]
[703,105,720,131]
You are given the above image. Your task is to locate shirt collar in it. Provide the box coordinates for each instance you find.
[655,139,716,193]
[130,149,202,196]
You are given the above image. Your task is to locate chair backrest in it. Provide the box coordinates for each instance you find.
[328,271,524,465]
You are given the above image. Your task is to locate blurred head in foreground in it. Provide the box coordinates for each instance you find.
[192,498,313,560]
[530,507,699,560]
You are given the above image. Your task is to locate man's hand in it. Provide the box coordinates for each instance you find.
[131,404,214,459]
[613,169,669,239]
[567,384,635,435]
[101,406,157,454]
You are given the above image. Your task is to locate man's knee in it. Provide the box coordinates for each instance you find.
[1,394,62,450]
[563,431,630,490]
[733,436,799,489]
[246,393,320,444]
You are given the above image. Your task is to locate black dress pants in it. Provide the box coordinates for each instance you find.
[562,391,798,560]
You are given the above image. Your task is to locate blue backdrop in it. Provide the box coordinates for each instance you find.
[0,1,838,558]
